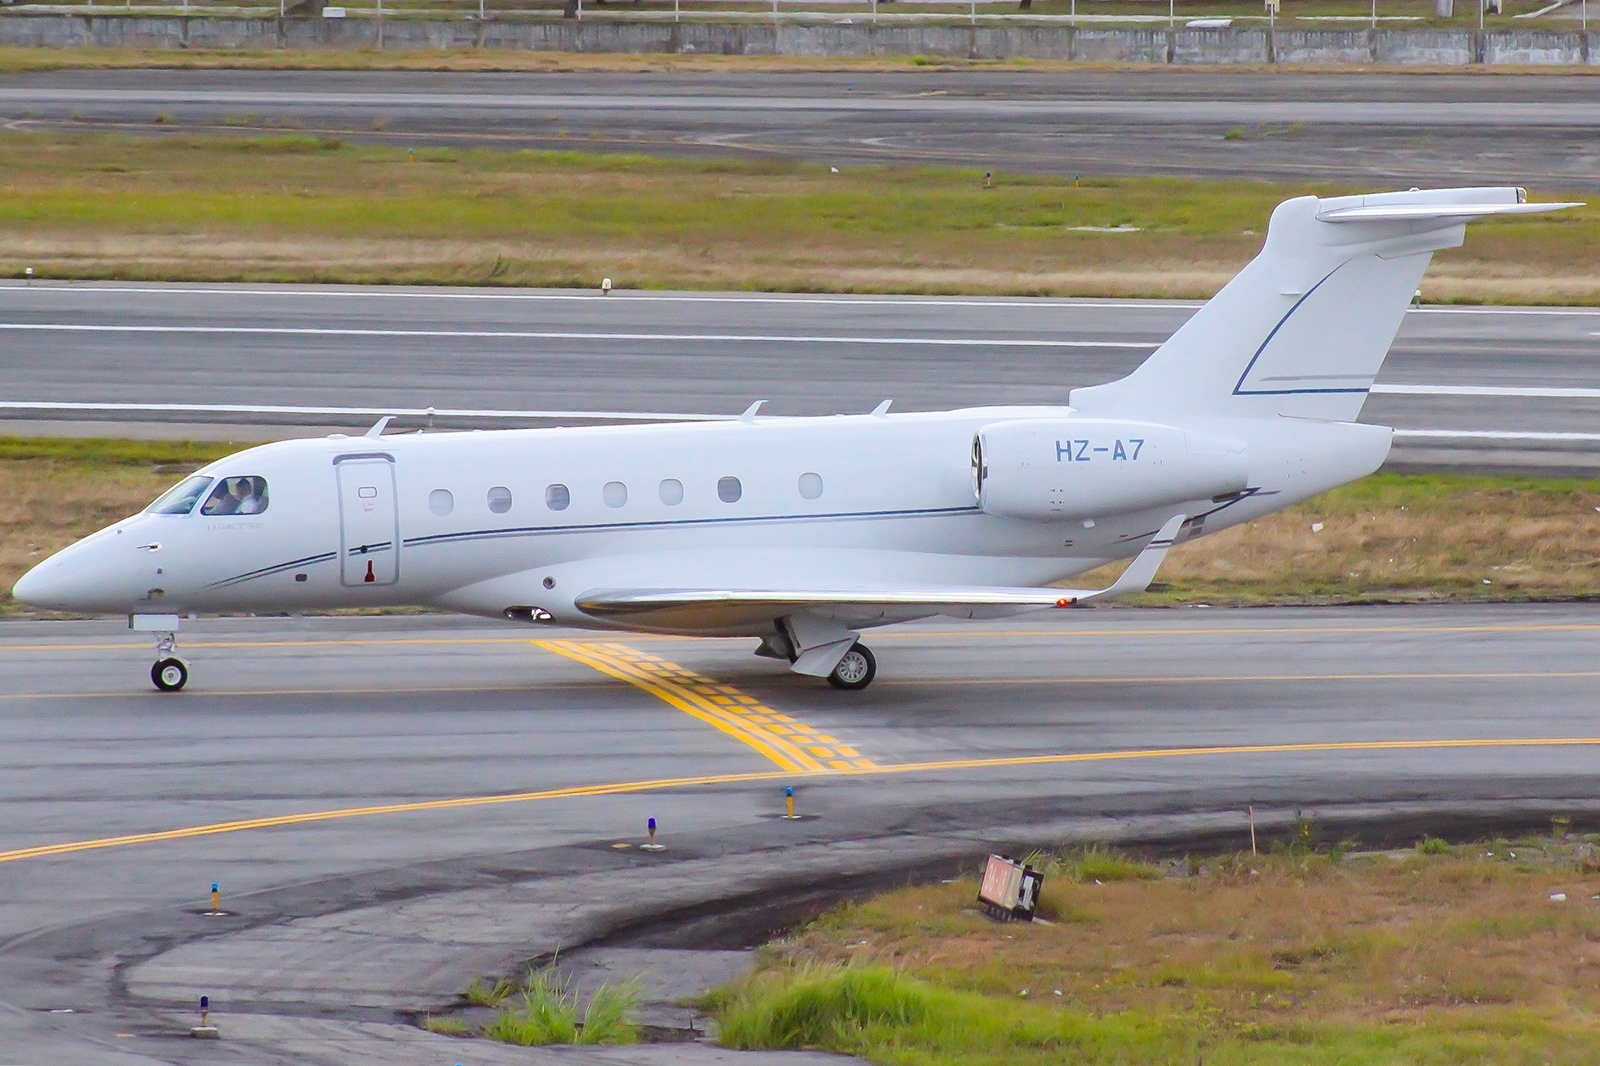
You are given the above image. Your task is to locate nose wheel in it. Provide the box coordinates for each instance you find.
[152,657,188,692]
[150,630,188,692]
[827,642,876,691]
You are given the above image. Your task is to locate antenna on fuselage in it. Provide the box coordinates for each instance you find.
[871,399,893,416]
[365,415,394,439]
[739,400,766,422]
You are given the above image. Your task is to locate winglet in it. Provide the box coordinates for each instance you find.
[1067,514,1187,605]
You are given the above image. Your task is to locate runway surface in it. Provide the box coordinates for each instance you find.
[2,281,1599,471]
[4,69,1600,188]
[3,603,1600,1063]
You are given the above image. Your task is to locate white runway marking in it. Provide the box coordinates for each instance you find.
[2,283,1596,317]
[1392,429,1600,442]
[0,283,1197,310]
[0,401,733,422]
[0,323,1156,348]
[1373,384,1600,398]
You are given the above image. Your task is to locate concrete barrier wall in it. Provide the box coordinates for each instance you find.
[1373,28,1476,64]
[0,13,1594,66]
[1272,29,1370,63]
[1484,29,1587,65]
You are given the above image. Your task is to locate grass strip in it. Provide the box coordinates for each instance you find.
[709,835,1600,1065]
[1,439,1596,610]
[0,133,1593,301]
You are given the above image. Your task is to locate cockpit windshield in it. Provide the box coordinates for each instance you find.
[146,475,214,515]
[201,476,269,516]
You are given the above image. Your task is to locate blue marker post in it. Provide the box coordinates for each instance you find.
[191,994,219,1038]
[784,786,801,820]
[641,816,665,852]
[209,882,219,914]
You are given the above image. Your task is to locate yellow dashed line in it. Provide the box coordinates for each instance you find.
[535,640,851,773]
[5,622,1598,656]
[878,670,1600,687]
[6,736,1599,866]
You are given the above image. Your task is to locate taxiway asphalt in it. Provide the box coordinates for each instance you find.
[2,604,1599,1063]
[2,281,1598,471]
[3,69,1599,188]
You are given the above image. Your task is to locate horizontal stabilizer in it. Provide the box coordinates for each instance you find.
[575,515,1187,629]
[1316,201,1582,223]
[1069,186,1582,424]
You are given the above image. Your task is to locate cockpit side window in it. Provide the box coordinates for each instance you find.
[201,476,270,516]
[146,475,214,515]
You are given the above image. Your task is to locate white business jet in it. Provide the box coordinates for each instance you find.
[13,186,1578,693]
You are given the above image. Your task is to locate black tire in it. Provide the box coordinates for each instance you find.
[827,643,876,691]
[152,658,188,692]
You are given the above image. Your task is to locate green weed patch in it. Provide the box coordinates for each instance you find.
[714,839,1600,1065]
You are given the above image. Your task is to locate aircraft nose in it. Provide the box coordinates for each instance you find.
[11,538,124,612]
[12,554,73,610]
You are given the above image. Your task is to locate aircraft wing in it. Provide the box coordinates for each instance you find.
[574,515,1185,630]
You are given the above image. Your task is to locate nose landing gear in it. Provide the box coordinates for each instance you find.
[153,656,188,692]
[151,629,189,692]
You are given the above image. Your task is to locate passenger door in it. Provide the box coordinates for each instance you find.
[335,454,399,587]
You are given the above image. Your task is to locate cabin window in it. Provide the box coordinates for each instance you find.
[546,484,570,511]
[200,476,269,516]
[429,489,454,516]
[798,472,824,500]
[659,478,684,506]
[717,476,742,504]
[487,486,513,514]
[146,475,214,515]
[603,481,628,508]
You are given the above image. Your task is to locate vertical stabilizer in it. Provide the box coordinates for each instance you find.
[1070,187,1578,423]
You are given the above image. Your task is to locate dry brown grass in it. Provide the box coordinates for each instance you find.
[0,134,1592,300]
[1086,472,1600,604]
[754,837,1600,1060]
[0,230,1243,297]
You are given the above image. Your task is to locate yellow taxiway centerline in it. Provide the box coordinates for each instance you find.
[5,669,1600,702]
[880,670,1600,686]
[2,735,1597,866]
[3,620,1600,655]
[535,639,874,772]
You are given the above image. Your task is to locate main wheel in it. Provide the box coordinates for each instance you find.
[827,643,876,691]
[152,658,188,692]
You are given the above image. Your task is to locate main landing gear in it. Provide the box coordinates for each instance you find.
[151,629,189,692]
[758,622,878,691]
[827,642,876,691]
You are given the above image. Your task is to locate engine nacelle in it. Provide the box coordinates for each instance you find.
[974,418,1248,520]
